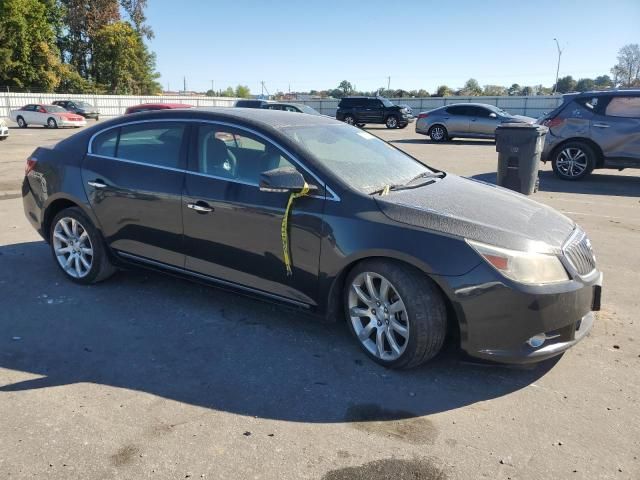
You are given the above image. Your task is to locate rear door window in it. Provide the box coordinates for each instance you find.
[92,128,119,157]
[467,106,492,117]
[446,106,469,116]
[604,96,640,118]
[366,99,383,108]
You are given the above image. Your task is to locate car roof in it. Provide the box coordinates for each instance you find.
[441,103,499,108]
[129,103,193,109]
[189,107,336,128]
[570,89,640,97]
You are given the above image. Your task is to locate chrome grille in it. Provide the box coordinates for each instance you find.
[563,229,596,276]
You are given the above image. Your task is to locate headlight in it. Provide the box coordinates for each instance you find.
[467,239,569,285]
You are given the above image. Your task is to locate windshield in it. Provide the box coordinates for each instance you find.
[44,105,67,113]
[380,98,394,107]
[281,124,433,193]
[486,104,510,116]
[299,105,321,115]
[77,101,93,108]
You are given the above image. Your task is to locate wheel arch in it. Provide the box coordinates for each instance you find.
[42,194,100,243]
[324,255,459,340]
[550,137,604,168]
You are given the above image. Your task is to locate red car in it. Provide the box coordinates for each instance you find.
[124,103,194,115]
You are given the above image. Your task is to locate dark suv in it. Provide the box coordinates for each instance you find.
[539,90,640,180]
[52,100,100,120]
[336,96,413,129]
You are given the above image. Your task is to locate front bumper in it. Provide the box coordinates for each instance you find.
[0,126,8,137]
[58,119,87,127]
[79,112,99,119]
[438,262,602,364]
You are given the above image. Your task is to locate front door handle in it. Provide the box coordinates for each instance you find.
[187,202,214,213]
[87,180,107,188]
[593,123,610,128]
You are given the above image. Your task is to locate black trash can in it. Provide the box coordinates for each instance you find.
[495,123,548,195]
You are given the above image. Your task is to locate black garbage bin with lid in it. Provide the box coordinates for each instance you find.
[495,123,548,195]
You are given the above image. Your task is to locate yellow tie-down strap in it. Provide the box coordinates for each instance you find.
[281,182,310,276]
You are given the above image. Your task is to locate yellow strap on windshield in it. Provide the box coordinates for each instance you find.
[281,182,310,276]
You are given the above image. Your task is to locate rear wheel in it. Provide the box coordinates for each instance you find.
[47,117,58,129]
[17,116,27,128]
[356,123,366,128]
[552,142,596,180]
[50,207,116,284]
[343,115,355,125]
[385,115,399,129]
[344,259,447,369]
[428,125,448,142]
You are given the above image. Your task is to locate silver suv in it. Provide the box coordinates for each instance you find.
[538,90,640,180]
[415,103,535,142]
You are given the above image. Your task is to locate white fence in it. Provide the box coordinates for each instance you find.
[0,93,237,118]
[0,92,563,120]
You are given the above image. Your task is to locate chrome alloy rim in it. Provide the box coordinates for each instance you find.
[53,217,93,278]
[431,126,445,140]
[348,272,409,361]
[557,148,587,177]
[344,116,355,125]
[387,117,398,128]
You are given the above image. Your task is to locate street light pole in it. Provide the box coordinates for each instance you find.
[552,38,563,94]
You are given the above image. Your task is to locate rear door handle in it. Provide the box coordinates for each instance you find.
[87,180,108,188]
[187,201,214,213]
[593,123,610,128]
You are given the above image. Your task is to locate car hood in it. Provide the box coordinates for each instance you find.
[375,174,575,253]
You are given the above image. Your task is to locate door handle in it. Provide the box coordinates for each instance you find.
[593,123,610,128]
[187,202,214,213]
[87,180,108,188]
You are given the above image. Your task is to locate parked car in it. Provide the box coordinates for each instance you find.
[53,100,100,120]
[10,104,86,128]
[397,104,414,118]
[235,99,274,108]
[0,118,8,140]
[538,90,640,180]
[22,108,601,369]
[336,96,413,129]
[415,103,536,142]
[262,102,322,115]
[124,103,193,115]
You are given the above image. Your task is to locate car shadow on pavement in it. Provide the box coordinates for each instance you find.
[390,138,495,146]
[471,171,640,198]
[0,240,558,424]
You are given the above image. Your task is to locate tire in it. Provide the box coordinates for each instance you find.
[552,141,596,181]
[0,136,7,141]
[47,117,58,129]
[385,115,399,129]
[343,115,356,126]
[356,123,366,128]
[50,207,116,285]
[398,124,408,129]
[428,125,448,142]
[344,259,447,369]
[16,116,27,128]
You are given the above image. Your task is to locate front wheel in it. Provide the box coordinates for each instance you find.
[50,207,116,284]
[47,117,58,129]
[344,260,447,369]
[552,142,596,180]
[428,125,448,142]
[17,116,27,128]
[343,115,356,125]
[385,115,399,129]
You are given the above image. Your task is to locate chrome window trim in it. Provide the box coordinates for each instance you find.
[88,154,185,173]
[87,118,341,202]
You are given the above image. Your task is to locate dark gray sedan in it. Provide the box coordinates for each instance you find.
[416,103,535,142]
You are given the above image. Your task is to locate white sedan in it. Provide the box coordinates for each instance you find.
[0,118,8,140]
[10,104,86,129]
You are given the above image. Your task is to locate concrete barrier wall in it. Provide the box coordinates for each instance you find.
[0,93,563,120]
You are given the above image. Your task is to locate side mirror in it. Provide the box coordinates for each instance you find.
[489,112,498,118]
[259,167,317,193]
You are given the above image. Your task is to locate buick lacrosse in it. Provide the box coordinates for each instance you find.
[22,108,602,368]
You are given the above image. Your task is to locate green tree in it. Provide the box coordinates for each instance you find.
[120,0,154,39]
[329,88,344,98]
[219,86,235,97]
[507,83,522,96]
[611,44,640,87]
[234,85,251,98]
[460,78,482,96]
[521,86,534,96]
[338,80,353,95]
[575,78,595,92]
[483,85,507,96]
[594,75,613,88]
[554,75,576,93]
[205,89,215,97]
[435,85,452,97]
[92,21,160,94]
[0,0,64,90]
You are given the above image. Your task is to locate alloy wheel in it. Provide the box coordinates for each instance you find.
[17,117,25,128]
[348,272,410,361]
[53,217,94,278]
[430,126,445,141]
[344,116,355,125]
[386,116,398,128]
[48,118,57,128]
[556,147,588,177]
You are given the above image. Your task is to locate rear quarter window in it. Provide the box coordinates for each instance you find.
[605,96,640,118]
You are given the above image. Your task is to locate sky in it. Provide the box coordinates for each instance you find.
[146,0,640,94]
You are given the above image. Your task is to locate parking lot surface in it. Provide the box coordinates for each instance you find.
[1,122,639,480]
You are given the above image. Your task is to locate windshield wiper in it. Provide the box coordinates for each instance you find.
[369,171,444,196]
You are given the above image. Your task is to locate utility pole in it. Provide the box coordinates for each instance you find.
[183,76,187,94]
[552,38,563,94]
[211,80,214,94]
[387,76,391,92]
[261,81,264,98]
